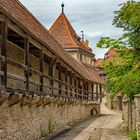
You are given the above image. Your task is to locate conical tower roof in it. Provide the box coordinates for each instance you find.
[49,13,92,52]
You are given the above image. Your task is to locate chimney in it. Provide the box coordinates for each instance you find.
[85,39,89,46]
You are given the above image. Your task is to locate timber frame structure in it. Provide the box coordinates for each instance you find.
[0,0,103,102]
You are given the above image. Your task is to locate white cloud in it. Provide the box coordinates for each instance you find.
[20,0,126,58]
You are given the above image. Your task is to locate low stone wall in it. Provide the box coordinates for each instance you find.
[122,94,140,139]
[106,94,123,111]
[0,92,100,140]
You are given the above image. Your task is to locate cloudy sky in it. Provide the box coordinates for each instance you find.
[20,0,126,58]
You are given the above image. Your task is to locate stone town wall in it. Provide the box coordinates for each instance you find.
[135,94,140,138]
[106,94,122,110]
[0,92,100,140]
[122,94,140,139]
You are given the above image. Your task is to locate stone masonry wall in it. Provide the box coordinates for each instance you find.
[0,92,100,140]
[122,94,140,139]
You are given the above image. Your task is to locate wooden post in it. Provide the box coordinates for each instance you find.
[49,57,56,96]
[65,68,68,97]
[58,64,62,96]
[83,81,86,100]
[24,38,29,92]
[99,84,102,102]
[74,76,77,99]
[91,83,94,101]
[1,21,7,88]
[81,80,84,100]
[40,49,43,94]
[70,72,72,97]
[86,82,89,100]
[96,84,98,101]
[78,78,81,100]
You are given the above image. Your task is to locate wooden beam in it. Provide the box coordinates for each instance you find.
[40,49,43,93]
[91,83,94,101]
[70,72,72,97]
[7,19,26,39]
[49,57,56,96]
[96,84,98,101]
[24,37,29,92]
[74,76,77,99]
[1,21,7,88]
[65,68,68,96]
[83,80,86,100]
[78,78,81,100]
[99,84,102,102]
[58,64,62,96]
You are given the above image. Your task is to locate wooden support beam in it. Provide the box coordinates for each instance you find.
[99,84,102,102]
[24,38,29,92]
[70,72,72,97]
[1,21,7,88]
[86,82,90,100]
[49,57,56,96]
[40,49,43,93]
[74,76,77,99]
[79,79,83,100]
[83,80,86,100]
[65,68,68,96]
[91,83,94,101]
[58,64,62,96]
[96,84,98,101]
[78,78,81,100]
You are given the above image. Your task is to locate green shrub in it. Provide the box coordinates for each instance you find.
[129,131,137,140]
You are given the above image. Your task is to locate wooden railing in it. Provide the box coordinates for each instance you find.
[0,53,101,101]
[0,21,102,102]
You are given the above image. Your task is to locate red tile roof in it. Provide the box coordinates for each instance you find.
[49,13,92,52]
[105,48,117,61]
[0,0,103,84]
[96,58,104,67]
[82,63,104,84]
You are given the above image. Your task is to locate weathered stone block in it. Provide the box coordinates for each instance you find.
[36,96,44,107]
[30,95,40,106]
[20,95,32,106]
[43,96,52,106]
[0,92,9,106]
[8,93,22,106]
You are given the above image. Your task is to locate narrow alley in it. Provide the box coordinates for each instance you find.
[51,98,130,140]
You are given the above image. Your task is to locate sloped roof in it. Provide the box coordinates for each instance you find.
[96,58,104,67]
[0,0,103,84]
[82,63,104,84]
[49,13,92,52]
[105,48,117,61]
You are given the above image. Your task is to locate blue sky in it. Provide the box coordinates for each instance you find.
[20,0,126,58]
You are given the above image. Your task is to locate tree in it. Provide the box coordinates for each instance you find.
[97,1,140,100]
[113,0,140,50]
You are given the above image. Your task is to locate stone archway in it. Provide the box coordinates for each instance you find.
[91,108,98,116]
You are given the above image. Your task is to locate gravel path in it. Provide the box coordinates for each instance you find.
[52,98,130,140]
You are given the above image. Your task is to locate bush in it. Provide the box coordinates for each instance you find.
[129,131,137,140]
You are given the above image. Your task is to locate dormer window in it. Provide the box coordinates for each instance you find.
[104,53,109,59]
